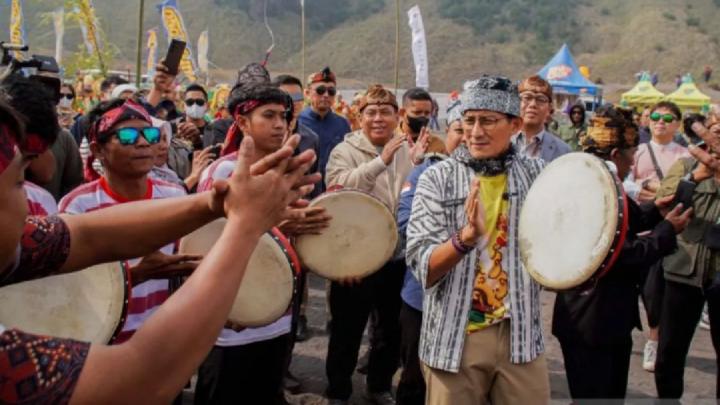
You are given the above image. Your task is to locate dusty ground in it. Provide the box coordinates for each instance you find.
[182,273,716,404]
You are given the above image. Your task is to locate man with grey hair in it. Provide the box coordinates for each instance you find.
[406,75,549,404]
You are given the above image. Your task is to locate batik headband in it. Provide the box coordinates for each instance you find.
[89,99,153,143]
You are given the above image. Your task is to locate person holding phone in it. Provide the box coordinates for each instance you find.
[654,116,720,399]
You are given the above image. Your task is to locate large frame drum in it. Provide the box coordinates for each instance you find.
[519,153,628,290]
[294,189,398,280]
[0,262,130,343]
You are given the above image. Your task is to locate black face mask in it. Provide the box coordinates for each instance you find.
[406,115,430,134]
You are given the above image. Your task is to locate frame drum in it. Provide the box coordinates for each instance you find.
[0,262,130,343]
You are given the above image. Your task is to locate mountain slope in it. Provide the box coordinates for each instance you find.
[2,0,720,93]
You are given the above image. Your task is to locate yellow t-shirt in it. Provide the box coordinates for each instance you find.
[467,174,510,334]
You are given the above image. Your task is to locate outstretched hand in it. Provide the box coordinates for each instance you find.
[222,135,320,235]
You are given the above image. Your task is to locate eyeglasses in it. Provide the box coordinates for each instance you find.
[60,93,75,100]
[315,86,337,97]
[289,93,304,102]
[113,127,161,145]
[520,93,550,105]
[649,112,677,123]
[464,116,508,131]
[185,98,206,107]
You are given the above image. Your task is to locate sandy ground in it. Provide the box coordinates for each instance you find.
[181,273,716,404]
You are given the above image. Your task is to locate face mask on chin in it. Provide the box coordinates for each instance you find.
[186,104,207,119]
[406,115,430,134]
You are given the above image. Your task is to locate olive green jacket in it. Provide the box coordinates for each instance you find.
[657,158,720,288]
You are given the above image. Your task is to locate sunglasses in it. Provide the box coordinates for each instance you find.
[650,112,677,123]
[289,92,304,102]
[315,86,337,97]
[185,98,206,107]
[61,93,75,100]
[113,127,161,145]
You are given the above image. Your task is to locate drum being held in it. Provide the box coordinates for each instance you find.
[519,152,628,290]
[179,219,299,327]
[294,189,399,281]
[0,262,130,343]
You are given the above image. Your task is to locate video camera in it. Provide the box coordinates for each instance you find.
[1,41,62,103]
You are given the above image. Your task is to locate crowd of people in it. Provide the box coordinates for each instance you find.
[0,56,718,405]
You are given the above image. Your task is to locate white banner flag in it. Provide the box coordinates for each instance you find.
[53,8,65,64]
[407,5,429,90]
[197,29,209,74]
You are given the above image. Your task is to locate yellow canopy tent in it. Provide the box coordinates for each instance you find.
[666,74,711,113]
[620,73,665,108]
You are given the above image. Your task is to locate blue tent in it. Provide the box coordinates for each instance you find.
[537,44,599,96]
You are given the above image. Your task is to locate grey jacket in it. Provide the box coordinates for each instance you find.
[512,130,572,163]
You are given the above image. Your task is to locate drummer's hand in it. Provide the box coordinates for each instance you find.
[224,135,319,233]
[224,320,246,332]
[337,276,363,287]
[131,251,202,284]
[664,203,694,234]
[462,179,487,244]
[278,206,332,236]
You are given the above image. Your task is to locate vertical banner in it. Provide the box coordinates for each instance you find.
[197,29,209,74]
[146,28,158,78]
[53,8,65,64]
[9,0,26,59]
[407,5,429,90]
[158,0,197,82]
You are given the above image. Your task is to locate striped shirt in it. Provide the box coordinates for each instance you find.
[406,146,546,372]
[198,155,292,347]
[59,176,186,343]
[24,182,58,216]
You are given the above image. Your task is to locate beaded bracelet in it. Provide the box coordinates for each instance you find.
[451,230,476,255]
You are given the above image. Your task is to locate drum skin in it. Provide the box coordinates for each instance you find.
[0,262,130,343]
[519,153,626,290]
[294,190,398,280]
[179,219,295,327]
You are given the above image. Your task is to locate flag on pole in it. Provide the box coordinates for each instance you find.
[53,8,65,64]
[9,0,26,59]
[158,0,197,82]
[407,5,429,90]
[197,30,209,74]
[146,28,159,78]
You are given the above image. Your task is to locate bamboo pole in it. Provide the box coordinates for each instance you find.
[394,0,400,94]
[301,0,305,81]
[135,0,145,87]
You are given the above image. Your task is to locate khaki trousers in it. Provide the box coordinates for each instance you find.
[422,320,549,405]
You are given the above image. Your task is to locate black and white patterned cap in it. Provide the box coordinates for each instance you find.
[446,99,463,126]
[460,75,520,117]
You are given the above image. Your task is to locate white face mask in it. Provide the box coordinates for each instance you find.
[58,97,72,108]
[186,104,207,119]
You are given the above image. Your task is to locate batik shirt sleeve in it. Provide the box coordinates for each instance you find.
[0,215,71,287]
[0,328,89,405]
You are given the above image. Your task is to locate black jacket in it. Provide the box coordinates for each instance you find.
[552,199,677,346]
